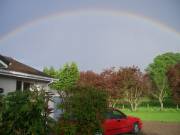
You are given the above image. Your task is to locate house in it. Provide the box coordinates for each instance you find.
[0,54,62,119]
[0,54,54,94]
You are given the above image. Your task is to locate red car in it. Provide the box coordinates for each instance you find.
[101,109,142,135]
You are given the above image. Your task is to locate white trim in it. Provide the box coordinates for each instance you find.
[0,60,8,68]
[0,69,58,82]
[21,81,24,91]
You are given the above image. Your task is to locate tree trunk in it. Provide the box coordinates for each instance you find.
[147,103,149,109]
[112,99,118,108]
[122,104,125,109]
[130,102,139,111]
[134,103,138,111]
[130,103,135,111]
[160,100,164,111]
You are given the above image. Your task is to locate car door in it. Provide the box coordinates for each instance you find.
[103,110,119,135]
[103,110,129,135]
[112,110,130,134]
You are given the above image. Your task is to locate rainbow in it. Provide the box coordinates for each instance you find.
[1,9,180,42]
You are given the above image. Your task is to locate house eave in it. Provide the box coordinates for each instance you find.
[0,69,57,83]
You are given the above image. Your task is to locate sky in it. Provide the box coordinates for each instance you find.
[0,0,180,72]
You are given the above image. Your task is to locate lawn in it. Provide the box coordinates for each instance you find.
[121,107,180,122]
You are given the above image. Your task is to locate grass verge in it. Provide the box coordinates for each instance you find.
[121,108,180,122]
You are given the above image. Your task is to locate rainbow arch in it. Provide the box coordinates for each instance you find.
[1,9,180,42]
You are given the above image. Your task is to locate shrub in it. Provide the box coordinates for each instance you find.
[0,89,54,135]
[0,94,4,134]
[58,86,108,135]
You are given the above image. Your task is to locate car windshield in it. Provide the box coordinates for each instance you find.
[106,109,126,119]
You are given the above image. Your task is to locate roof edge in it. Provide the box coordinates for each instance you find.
[0,69,58,82]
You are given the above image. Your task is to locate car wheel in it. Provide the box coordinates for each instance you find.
[94,132,103,135]
[94,130,103,135]
[133,123,140,134]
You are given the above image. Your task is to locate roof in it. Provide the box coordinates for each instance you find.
[0,54,53,81]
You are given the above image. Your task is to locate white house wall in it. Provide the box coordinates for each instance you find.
[0,75,50,94]
[0,76,16,94]
[35,82,49,89]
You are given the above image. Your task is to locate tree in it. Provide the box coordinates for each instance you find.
[44,62,80,113]
[78,71,104,89]
[100,68,122,107]
[43,66,58,78]
[78,69,122,107]
[146,52,180,110]
[167,63,180,106]
[45,62,80,91]
[118,67,149,111]
[43,62,80,92]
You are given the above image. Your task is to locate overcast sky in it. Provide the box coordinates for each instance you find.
[0,0,180,72]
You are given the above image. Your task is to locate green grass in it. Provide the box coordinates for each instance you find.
[121,107,180,122]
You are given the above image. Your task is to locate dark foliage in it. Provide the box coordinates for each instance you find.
[0,89,54,135]
[58,86,108,135]
[167,63,180,104]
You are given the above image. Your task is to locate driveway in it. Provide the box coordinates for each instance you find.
[127,121,180,135]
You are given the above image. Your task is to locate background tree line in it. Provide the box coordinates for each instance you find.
[44,52,180,111]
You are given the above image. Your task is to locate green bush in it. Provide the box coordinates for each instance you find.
[0,94,4,132]
[58,86,108,135]
[0,89,55,135]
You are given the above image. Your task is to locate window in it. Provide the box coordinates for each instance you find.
[16,80,22,91]
[0,88,4,93]
[16,81,31,91]
[24,82,30,90]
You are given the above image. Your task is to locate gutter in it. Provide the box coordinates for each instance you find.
[0,69,58,82]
